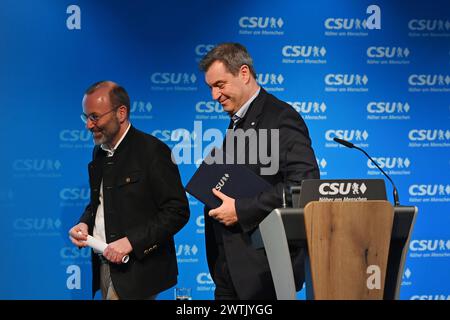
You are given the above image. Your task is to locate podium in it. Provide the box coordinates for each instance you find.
[259,180,418,300]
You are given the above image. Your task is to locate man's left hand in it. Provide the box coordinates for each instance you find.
[209,188,238,226]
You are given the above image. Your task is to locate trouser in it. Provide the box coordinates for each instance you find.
[99,256,158,300]
[213,246,239,300]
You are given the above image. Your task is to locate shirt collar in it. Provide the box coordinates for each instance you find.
[233,87,260,122]
[101,123,131,157]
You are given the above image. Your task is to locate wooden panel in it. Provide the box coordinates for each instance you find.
[304,201,394,300]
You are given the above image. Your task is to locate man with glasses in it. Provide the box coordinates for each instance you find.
[69,81,190,300]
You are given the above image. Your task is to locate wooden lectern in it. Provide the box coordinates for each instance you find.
[305,201,393,299]
[259,180,417,300]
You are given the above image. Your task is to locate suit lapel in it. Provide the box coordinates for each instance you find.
[238,88,267,131]
[231,89,267,164]
[88,146,106,204]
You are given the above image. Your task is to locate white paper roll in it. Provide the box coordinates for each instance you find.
[86,235,107,252]
[78,232,129,263]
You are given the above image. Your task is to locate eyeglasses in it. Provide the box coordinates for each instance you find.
[80,106,120,124]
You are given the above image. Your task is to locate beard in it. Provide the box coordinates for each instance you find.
[91,116,121,146]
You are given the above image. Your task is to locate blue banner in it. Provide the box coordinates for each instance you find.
[1,0,449,300]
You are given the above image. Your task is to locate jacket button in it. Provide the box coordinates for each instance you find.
[126,177,131,183]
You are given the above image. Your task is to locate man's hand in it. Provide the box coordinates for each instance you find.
[208,188,238,226]
[68,223,88,248]
[103,237,133,264]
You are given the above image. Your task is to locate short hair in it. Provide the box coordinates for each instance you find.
[199,43,257,79]
[85,81,130,119]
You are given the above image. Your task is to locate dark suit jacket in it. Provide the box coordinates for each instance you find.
[204,88,319,299]
[79,126,190,299]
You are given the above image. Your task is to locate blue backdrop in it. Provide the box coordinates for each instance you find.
[1,0,449,300]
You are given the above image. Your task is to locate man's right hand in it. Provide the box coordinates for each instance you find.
[69,223,89,248]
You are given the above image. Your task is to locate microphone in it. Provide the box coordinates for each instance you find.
[333,137,400,206]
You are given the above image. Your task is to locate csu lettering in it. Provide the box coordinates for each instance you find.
[59,130,90,142]
[319,183,352,195]
[195,101,223,113]
[239,17,281,29]
[196,273,213,284]
[408,19,445,31]
[325,129,368,141]
[367,102,409,113]
[282,46,319,57]
[325,74,367,86]
[151,73,196,84]
[367,47,397,58]
[59,188,90,200]
[408,129,441,141]
[408,74,447,86]
[409,185,439,196]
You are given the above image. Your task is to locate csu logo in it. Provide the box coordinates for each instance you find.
[59,130,90,142]
[325,74,368,86]
[325,18,368,30]
[408,74,450,86]
[196,215,205,228]
[13,159,61,171]
[150,73,197,84]
[257,73,284,85]
[409,184,450,196]
[176,244,199,256]
[289,102,327,114]
[367,47,410,58]
[408,19,450,31]
[215,173,229,191]
[130,101,152,113]
[60,246,90,259]
[316,158,327,169]
[152,129,195,142]
[282,45,326,57]
[239,17,284,29]
[59,188,90,201]
[130,101,153,119]
[319,182,367,196]
[368,157,410,169]
[195,44,215,56]
[325,129,369,141]
[408,129,450,141]
[367,102,410,113]
[13,218,61,231]
[195,101,223,113]
[403,268,412,280]
[410,239,450,252]
[196,273,214,284]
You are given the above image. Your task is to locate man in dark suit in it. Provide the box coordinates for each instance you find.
[69,81,189,299]
[199,43,319,299]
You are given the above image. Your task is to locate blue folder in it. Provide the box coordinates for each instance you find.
[185,148,272,208]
